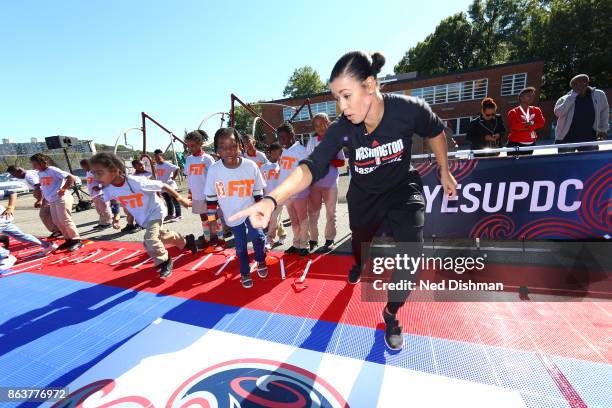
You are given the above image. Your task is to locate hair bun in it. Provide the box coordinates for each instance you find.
[370,52,386,76]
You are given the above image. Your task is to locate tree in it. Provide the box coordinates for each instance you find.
[283,66,326,98]
[232,104,267,148]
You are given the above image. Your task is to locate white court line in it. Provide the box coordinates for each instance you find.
[280,259,285,280]
[110,250,141,266]
[70,249,102,264]
[190,253,212,271]
[12,256,47,269]
[249,261,257,274]
[93,248,124,263]
[298,259,313,283]
[13,246,42,257]
[49,255,82,265]
[215,256,234,276]
[5,263,43,275]
[131,257,153,269]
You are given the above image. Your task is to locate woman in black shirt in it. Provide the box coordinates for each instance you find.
[466,97,505,157]
[231,51,457,350]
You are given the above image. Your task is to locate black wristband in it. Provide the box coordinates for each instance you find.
[263,195,278,210]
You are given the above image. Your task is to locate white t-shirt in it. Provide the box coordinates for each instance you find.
[85,170,103,198]
[242,150,268,168]
[260,161,281,196]
[38,166,71,203]
[155,162,179,189]
[279,142,309,200]
[204,158,265,228]
[185,152,215,201]
[306,135,345,188]
[24,170,40,189]
[133,171,153,179]
[102,175,167,226]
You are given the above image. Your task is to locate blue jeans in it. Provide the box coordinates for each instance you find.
[0,222,48,259]
[230,218,266,276]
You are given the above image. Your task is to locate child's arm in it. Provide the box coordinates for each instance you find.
[33,185,43,207]
[58,175,77,197]
[1,191,17,218]
[161,184,190,208]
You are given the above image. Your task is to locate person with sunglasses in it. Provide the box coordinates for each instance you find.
[466,97,505,157]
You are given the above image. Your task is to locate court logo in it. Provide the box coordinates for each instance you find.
[167,359,349,408]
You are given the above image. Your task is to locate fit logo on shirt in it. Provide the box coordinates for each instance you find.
[280,156,297,170]
[189,164,206,176]
[118,193,144,209]
[156,169,165,177]
[266,169,280,180]
[215,180,255,198]
[40,176,53,186]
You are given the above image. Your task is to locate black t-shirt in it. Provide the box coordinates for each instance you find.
[566,89,596,142]
[300,93,445,195]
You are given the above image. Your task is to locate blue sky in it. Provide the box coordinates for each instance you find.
[1,0,472,147]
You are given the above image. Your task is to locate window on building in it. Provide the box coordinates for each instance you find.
[444,116,474,136]
[282,101,337,122]
[501,73,527,96]
[411,78,488,105]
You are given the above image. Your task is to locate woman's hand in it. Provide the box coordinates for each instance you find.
[440,171,457,198]
[229,198,276,229]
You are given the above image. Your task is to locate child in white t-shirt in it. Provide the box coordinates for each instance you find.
[260,142,286,249]
[29,153,82,252]
[204,128,268,289]
[154,149,182,221]
[277,123,310,256]
[119,159,154,233]
[90,152,197,279]
[241,133,268,168]
[183,130,222,249]
[80,159,112,229]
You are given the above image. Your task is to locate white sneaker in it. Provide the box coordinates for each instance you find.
[0,255,17,271]
[277,236,286,246]
[264,237,273,251]
[41,243,59,255]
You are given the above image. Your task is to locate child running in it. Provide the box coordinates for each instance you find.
[119,159,154,233]
[183,130,222,248]
[80,159,112,230]
[260,142,286,250]
[153,149,182,221]
[89,152,197,278]
[29,153,83,252]
[277,123,310,256]
[204,128,268,288]
[0,189,57,270]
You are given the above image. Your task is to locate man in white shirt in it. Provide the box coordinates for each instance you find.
[154,149,182,221]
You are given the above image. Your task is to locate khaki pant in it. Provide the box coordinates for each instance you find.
[39,202,59,233]
[308,185,338,242]
[285,198,309,249]
[267,204,287,241]
[93,195,112,225]
[49,194,80,240]
[144,219,186,265]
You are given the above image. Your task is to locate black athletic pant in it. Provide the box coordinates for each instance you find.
[162,192,181,217]
[348,172,425,315]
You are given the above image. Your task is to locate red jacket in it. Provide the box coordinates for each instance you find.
[507,105,545,143]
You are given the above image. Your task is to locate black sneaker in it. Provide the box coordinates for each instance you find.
[184,234,198,254]
[0,235,9,249]
[298,248,310,257]
[66,240,83,252]
[94,224,112,230]
[241,274,253,288]
[324,239,334,249]
[308,240,318,251]
[257,262,268,278]
[382,309,404,350]
[55,240,72,251]
[347,264,362,284]
[158,258,173,279]
[284,246,299,254]
[48,231,62,239]
[197,235,208,249]
[121,224,136,233]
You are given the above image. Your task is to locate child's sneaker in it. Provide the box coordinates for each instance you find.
[41,243,59,255]
[158,258,173,279]
[308,240,318,252]
[257,262,268,278]
[285,246,299,254]
[0,235,9,249]
[241,274,253,288]
[0,255,17,271]
[277,235,286,246]
[264,237,273,251]
[184,234,198,254]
